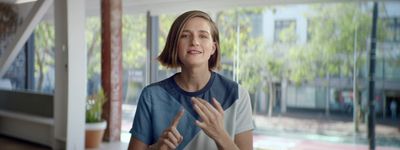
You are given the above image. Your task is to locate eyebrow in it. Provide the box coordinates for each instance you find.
[182,30,210,35]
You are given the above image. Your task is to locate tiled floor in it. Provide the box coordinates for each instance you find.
[2,134,400,150]
[0,134,129,150]
[0,135,50,150]
[87,142,128,150]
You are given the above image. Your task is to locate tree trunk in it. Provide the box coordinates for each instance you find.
[325,73,330,116]
[87,30,99,65]
[354,84,361,133]
[354,79,362,133]
[35,49,44,90]
[268,83,275,117]
[265,74,275,117]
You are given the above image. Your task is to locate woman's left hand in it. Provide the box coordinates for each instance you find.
[191,97,226,140]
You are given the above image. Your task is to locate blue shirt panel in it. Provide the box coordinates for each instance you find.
[130,72,238,149]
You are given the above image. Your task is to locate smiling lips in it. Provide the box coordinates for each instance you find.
[187,49,202,54]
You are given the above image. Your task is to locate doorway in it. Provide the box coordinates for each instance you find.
[386,96,400,120]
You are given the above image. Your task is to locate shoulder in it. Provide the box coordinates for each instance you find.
[211,72,241,108]
[238,85,250,101]
[213,72,238,89]
[140,78,171,96]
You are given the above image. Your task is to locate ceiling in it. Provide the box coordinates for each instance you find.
[1,0,391,21]
[38,0,390,20]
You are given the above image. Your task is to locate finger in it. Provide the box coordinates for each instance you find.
[171,128,183,143]
[192,97,216,118]
[163,138,176,149]
[212,98,224,114]
[193,104,209,123]
[167,132,179,145]
[193,97,210,106]
[195,120,207,129]
[179,135,183,143]
[171,109,184,127]
[195,97,218,113]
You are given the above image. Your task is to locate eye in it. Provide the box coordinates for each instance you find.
[180,34,189,38]
[200,35,208,39]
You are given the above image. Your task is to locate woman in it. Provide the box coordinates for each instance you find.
[128,10,253,150]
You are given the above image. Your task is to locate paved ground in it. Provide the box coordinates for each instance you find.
[253,135,400,150]
[253,110,400,150]
[121,105,400,149]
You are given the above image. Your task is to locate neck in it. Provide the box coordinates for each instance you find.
[175,68,212,92]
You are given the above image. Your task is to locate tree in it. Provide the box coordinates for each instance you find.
[84,15,148,102]
[85,17,101,81]
[121,14,147,103]
[288,3,387,132]
[34,22,55,91]
[216,8,283,117]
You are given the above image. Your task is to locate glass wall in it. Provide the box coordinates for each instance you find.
[2,0,400,148]
[33,21,55,93]
[120,13,148,139]
[0,2,36,91]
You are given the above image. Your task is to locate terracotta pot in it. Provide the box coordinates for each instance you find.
[85,121,107,148]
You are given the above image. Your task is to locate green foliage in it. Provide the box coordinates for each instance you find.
[34,22,55,90]
[86,88,107,123]
[286,45,315,84]
[279,23,297,43]
[85,17,101,79]
[287,3,387,83]
[86,15,148,80]
[217,8,260,59]
[159,14,176,55]
[122,15,147,69]
[240,42,284,92]
[215,7,288,94]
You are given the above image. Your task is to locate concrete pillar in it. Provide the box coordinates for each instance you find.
[101,0,123,142]
[54,0,86,149]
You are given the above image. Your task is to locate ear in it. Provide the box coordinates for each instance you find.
[211,42,217,55]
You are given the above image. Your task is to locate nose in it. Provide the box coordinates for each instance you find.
[191,37,199,46]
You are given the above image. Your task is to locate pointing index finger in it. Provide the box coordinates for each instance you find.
[171,109,184,127]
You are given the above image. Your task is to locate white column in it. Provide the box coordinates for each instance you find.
[54,0,86,149]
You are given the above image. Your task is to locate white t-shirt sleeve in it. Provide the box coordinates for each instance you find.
[235,86,255,134]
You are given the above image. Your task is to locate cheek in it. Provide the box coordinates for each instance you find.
[178,43,186,53]
[205,43,215,54]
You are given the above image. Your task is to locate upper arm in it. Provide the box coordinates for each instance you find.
[233,86,254,150]
[130,88,154,144]
[234,130,253,150]
[128,136,148,150]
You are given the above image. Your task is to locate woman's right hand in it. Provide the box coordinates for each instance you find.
[150,110,184,150]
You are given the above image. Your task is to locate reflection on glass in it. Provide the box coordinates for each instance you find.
[157,14,179,81]
[120,14,147,136]
[1,1,38,91]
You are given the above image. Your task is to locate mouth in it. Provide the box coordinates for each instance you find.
[187,49,202,54]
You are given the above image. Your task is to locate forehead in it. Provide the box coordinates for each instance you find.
[182,17,211,32]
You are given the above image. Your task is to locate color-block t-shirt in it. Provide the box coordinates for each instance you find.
[130,72,254,150]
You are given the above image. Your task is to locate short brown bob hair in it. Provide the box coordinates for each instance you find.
[157,10,221,70]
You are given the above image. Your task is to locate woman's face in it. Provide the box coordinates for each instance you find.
[178,17,216,69]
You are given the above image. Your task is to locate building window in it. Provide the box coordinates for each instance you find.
[306,19,312,42]
[274,19,296,43]
[383,17,400,42]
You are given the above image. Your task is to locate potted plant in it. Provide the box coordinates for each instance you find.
[85,88,107,148]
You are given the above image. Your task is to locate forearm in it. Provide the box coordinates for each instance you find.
[147,144,156,150]
[214,132,240,150]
